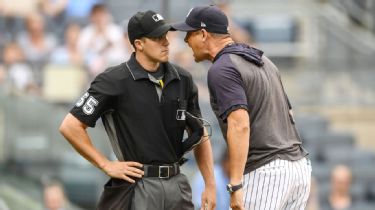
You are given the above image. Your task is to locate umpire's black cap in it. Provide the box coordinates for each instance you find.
[128,10,171,44]
[171,5,229,34]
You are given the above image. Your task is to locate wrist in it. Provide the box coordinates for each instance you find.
[98,160,110,172]
[226,183,243,194]
[229,179,242,185]
[205,181,216,188]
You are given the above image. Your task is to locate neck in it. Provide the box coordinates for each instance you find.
[207,37,234,62]
[135,52,160,72]
[329,193,351,209]
[331,190,349,197]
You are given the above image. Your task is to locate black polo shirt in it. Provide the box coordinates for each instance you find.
[70,53,202,164]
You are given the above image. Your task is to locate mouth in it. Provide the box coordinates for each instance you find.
[161,49,169,54]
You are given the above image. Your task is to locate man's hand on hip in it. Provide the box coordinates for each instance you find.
[101,161,144,183]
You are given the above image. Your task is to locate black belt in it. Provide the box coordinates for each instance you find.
[143,163,180,179]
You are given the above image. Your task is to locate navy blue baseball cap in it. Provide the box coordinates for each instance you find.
[128,10,171,44]
[171,5,229,34]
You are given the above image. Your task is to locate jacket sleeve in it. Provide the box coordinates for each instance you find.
[70,73,115,127]
[182,75,204,153]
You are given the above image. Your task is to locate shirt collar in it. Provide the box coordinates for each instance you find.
[126,53,149,80]
[126,52,180,84]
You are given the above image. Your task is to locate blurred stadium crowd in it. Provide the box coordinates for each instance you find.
[1,0,375,209]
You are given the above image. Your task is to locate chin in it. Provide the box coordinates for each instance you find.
[160,56,169,63]
[192,52,206,63]
[194,56,204,63]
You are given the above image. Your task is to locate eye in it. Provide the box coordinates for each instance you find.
[184,32,193,42]
[152,34,167,42]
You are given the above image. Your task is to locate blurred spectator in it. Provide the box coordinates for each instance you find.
[43,180,75,210]
[0,197,9,210]
[41,0,68,35]
[214,0,253,44]
[17,12,57,85]
[0,42,38,95]
[306,176,321,210]
[192,149,230,210]
[78,4,129,77]
[167,31,186,63]
[78,3,127,78]
[0,0,42,39]
[64,0,102,25]
[41,0,68,18]
[120,19,136,60]
[326,165,353,210]
[50,23,83,66]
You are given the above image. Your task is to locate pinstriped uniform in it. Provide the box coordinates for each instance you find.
[241,157,312,210]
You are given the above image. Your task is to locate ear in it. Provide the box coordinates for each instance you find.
[201,29,208,42]
[134,39,143,51]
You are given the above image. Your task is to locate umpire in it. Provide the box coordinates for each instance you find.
[59,10,216,210]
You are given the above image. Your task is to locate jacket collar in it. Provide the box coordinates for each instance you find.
[125,53,180,84]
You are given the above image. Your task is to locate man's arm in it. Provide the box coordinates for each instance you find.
[227,108,250,210]
[59,113,143,183]
[194,132,216,210]
[186,74,216,209]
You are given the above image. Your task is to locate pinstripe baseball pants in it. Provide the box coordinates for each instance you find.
[242,157,312,210]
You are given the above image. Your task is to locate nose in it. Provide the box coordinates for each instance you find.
[184,34,189,43]
[164,35,169,46]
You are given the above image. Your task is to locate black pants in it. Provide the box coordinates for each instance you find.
[131,174,194,210]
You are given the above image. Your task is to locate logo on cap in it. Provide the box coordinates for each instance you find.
[186,8,193,17]
[201,22,206,27]
[152,14,164,22]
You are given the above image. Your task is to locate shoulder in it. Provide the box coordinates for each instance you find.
[210,54,238,75]
[208,55,239,83]
[261,55,279,72]
[98,63,131,80]
[91,63,131,95]
[168,63,193,81]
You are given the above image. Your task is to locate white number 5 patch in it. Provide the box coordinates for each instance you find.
[76,93,99,115]
[76,92,89,107]
[83,96,99,115]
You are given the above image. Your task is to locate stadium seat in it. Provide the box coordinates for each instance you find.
[323,147,375,165]
[352,165,375,186]
[319,132,354,148]
[351,202,375,210]
[312,163,332,183]
[367,183,375,201]
[295,115,329,144]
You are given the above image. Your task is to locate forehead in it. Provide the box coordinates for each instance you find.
[184,30,200,41]
[187,30,199,35]
[143,32,168,41]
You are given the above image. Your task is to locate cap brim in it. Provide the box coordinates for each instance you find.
[170,22,198,32]
[145,24,172,38]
